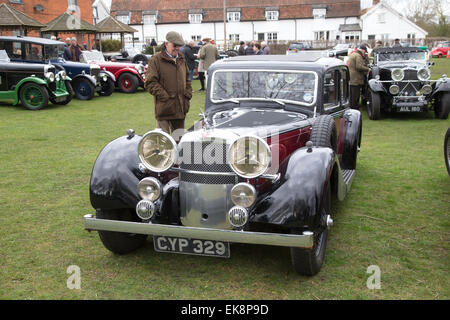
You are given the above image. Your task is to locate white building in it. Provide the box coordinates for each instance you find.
[93,0,111,25]
[360,1,428,44]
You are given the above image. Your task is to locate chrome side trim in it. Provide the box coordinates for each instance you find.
[84,214,314,248]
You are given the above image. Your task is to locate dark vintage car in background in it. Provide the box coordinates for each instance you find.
[0,50,72,110]
[0,36,115,100]
[104,46,151,65]
[80,50,146,94]
[367,46,450,120]
[84,53,363,275]
[286,42,313,55]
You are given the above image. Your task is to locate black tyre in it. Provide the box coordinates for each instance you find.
[435,93,450,120]
[132,54,148,65]
[368,90,381,120]
[445,128,450,176]
[290,184,331,276]
[96,208,148,254]
[50,80,73,105]
[98,77,115,96]
[342,115,362,170]
[118,73,139,93]
[19,82,49,110]
[310,115,337,152]
[72,78,95,100]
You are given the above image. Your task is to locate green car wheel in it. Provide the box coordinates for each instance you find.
[19,82,49,110]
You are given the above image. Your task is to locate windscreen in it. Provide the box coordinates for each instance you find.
[211,70,317,106]
[378,51,427,62]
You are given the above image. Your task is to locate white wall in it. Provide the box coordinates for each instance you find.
[361,6,427,40]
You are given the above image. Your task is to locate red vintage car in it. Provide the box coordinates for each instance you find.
[431,41,450,58]
[80,50,146,93]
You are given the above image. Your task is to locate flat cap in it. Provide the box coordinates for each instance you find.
[166,31,184,46]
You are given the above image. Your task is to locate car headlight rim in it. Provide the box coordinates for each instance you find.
[417,68,430,81]
[45,72,55,82]
[231,183,257,208]
[391,68,404,81]
[389,84,400,95]
[228,135,271,179]
[138,130,178,173]
[138,177,162,201]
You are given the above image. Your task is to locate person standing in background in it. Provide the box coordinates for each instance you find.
[348,45,370,110]
[198,37,219,89]
[261,41,271,55]
[183,41,197,81]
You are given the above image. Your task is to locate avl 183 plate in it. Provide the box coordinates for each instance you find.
[153,236,230,258]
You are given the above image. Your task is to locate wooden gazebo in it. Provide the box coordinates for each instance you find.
[95,16,138,50]
[0,3,45,36]
[40,12,98,48]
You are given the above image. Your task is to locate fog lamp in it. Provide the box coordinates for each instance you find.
[136,200,155,220]
[421,85,432,95]
[138,177,162,201]
[227,206,249,228]
[231,183,256,208]
[389,85,400,95]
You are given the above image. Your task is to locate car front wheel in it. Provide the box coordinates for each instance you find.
[96,208,148,254]
[290,184,331,276]
[118,73,139,93]
[19,82,49,110]
[72,78,95,100]
[368,90,381,120]
[98,77,115,96]
[435,93,450,119]
[50,80,73,105]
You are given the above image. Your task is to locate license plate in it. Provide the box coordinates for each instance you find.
[398,106,422,112]
[153,236,230,258]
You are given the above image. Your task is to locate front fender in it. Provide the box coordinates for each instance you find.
[72,74,96,86]
[13,77,48,105]
[431,78,450,97]
[251,147,335,230]
[368,79,386,93]
[114,68,139,80]
[90,135,144,209]
[100,70,116,82]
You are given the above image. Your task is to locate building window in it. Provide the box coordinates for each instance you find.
[227,12,240,22]
[143,14,156,25]
[67,0,78,7]
[191,35,201,41]
[9,0,24,4]
[368,34,376,40]
[189,14,203,24]
[116,15,130,24]
[377,13,386,24]
[314,31,330,40]
[267,32,278,41]
[229,34,240,42]
[265,11,279,21]
[313,8,326,19]
[344,32,360,40]
[407,33,416,39]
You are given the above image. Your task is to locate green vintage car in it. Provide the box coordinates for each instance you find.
[0,50,72,110]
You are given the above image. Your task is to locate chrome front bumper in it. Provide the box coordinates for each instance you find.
[83,214,314,248]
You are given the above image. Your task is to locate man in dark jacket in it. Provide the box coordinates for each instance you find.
[245,41,255,55]
[144,31,192,136]
[253,42,264,55]
[238,41,246,55]
[183,41,197,81]
[348,45,370,109]
[69,37,84,62]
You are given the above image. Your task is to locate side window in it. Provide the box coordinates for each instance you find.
[2,41,22,59]
[323,70,339,109]
[340,68,349,105]
[24,43,43,62]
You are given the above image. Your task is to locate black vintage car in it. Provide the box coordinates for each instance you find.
[367,46,450,120]
[0,50,72,110]
[84,53,362,275]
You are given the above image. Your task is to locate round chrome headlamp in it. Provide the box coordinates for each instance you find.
[59,71,67,80]
[138,130,177,172]
[136,200,155,220]
[45,72,55,82]
[417,68,430,81]
[389,84,400,95]
[227,206,249,228]
[138,177,162,201]
[391,68,404,81]
[228,136,271,179]
[231,183,256,208]
[102,75,108,82]
[135,64,144,74]
[421,84,432,95]
[55,74,61,82]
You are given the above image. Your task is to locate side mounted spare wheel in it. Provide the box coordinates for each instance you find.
[96,208,148,254]
[310,115,337,152]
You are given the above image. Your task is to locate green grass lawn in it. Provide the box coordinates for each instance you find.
[0,59,448,300]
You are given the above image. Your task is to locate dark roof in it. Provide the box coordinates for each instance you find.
[339,23,362,32]
[110,0,361,24]
[209,53,346,72]
[0,36,65,45]
[41,12,97,33]
[96,16,138,33]
[0,3,45,28]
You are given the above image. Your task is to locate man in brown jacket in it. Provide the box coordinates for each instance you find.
[69,37,84,62]
[348,44,370,109]
[144,31,192,137]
